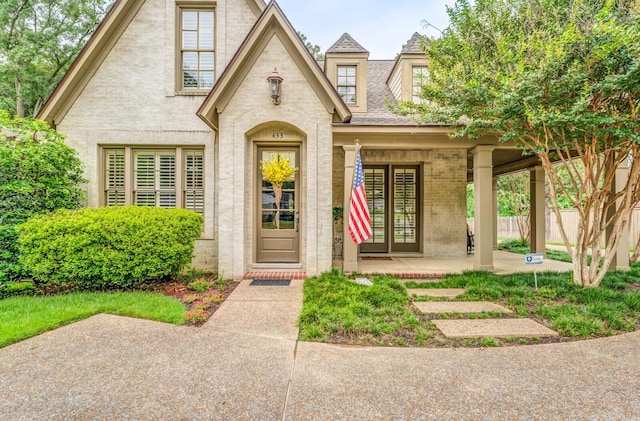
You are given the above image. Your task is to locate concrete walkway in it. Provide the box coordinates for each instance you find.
[351,250,573,276]
[2,279,640,420]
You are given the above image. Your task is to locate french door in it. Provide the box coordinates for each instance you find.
[360,165,420,253]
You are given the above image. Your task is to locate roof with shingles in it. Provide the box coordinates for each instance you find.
[326,33,369,54]
[348,60,417,126]
[401,32,425,54]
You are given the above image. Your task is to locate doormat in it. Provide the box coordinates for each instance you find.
[250,279,291,286]
[361,256,393,261]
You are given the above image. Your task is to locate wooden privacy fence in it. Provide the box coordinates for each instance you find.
[468,208,640,245]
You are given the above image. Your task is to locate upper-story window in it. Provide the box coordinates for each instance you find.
[412,66,429,103]
[180,8,215,91]
[337,65,357,104]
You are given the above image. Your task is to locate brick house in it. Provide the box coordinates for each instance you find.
[38,0,556,279]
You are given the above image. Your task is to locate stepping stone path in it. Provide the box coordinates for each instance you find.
[413,301,513,314]
[407,288,466,298]
[409,287,558,338]
[432,319,558,338]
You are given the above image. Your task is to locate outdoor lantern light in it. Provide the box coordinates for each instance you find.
[267,68,283,105]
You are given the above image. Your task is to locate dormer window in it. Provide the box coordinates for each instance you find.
[337,65,357,104]
[412,66,429,103]
[179,8,215,91]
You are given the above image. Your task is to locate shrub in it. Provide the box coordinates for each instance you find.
[17,206,203,289]
[0,111,84,281]
[0,280,34,299]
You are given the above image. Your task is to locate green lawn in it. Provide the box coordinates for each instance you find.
[300,268,640,347]
[299,270,433,346]
[0,292,186,348]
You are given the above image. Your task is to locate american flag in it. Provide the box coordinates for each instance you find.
[348,146,372,244]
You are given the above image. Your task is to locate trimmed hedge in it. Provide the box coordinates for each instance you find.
[17,206,203,289]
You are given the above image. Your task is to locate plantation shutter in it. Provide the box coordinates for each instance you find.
[105,149,125,206]
[158,152,176,208]
[184,150,204,213]
[134,151,176,208]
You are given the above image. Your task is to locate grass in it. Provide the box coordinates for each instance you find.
[497,238,587,264]
[0,292,186,348]
[299,270,437,346]
[301,266,640,347]
[404,269,640,338]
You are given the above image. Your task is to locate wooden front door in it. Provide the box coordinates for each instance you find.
[256,147,300,263]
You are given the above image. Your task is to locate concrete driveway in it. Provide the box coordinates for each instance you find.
[1,278,639,420]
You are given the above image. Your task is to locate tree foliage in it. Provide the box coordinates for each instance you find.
[0,110,85,281]
[403,0,640,287]
[0,0,113,117]
[298,31,324,60]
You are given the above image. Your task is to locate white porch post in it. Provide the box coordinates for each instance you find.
[607,159,630,271]
[473,146,495,271]
[529,166,546,255]
[492,177,498,250]
[342,145,358,272]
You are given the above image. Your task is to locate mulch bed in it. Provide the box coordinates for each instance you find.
[143,276,240,326]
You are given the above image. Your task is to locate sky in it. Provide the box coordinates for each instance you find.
[275,0,454,59]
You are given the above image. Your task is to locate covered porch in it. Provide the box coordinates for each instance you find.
[333,250,573,277]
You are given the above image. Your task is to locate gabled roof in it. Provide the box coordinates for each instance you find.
[401,32,425,54]
[326,33,369,54]
[342,60,417,126]
[197,1,351,129]
[37,0,267,126]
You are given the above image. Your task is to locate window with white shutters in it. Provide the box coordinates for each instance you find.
[184,150,204,213]
[103,148,204,214]
[105,149,125,206]
[134,151,176,208]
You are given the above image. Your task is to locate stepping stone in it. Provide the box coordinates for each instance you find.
[432,319,558,338]
[407,288,466,298]
[413,301,513,314]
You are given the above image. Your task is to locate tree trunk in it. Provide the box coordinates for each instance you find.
[15,77,24,118]
[631,237,640,262]
[32,97,44,119]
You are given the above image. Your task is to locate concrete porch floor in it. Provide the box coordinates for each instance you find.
[333,250,573,277]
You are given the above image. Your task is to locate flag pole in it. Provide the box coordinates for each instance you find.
[350,139,360,188]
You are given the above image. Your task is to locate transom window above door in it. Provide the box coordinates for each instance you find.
[179,8,215,91]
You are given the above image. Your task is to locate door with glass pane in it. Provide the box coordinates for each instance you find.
[256,147,300,263]
[361,165,420,253]
[391,166,419,252]
[361,166,387,252]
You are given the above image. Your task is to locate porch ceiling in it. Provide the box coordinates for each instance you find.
[466,149,541,182]
[332,127,541,180]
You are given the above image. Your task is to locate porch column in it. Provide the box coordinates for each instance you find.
[529,166,546,255]
[607,159,630,271]
[473,146,495,271]
[342,145,358,272]
[492,177,498,250]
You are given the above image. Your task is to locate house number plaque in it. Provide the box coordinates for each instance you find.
[272,132,284,139]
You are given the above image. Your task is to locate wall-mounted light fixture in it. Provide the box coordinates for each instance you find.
[267,68,283,105]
